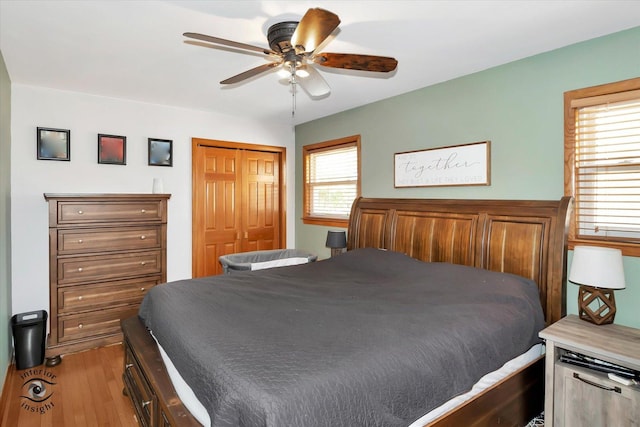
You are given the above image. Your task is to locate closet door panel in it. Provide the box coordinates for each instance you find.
[193,146,241,277]
[242,151,280,252]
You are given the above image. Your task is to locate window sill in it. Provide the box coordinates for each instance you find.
[302,216,349,228]
[569,239,640,257]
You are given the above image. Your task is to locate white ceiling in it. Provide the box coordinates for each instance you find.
[1,1,639,126]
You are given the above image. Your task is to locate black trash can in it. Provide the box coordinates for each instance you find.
[11,310,47,370]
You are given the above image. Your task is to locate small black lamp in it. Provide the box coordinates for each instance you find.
[326,230,347,257]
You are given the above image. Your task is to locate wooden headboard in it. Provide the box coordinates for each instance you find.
[347,197,572,325]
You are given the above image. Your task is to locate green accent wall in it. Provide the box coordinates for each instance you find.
[0,50,12,387]
[295,27,640,328]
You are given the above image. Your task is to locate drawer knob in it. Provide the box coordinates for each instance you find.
[140,287,145,292]
[78,323,83,329]
[77,267,83,272]
[140,261,146,266]
[78,239,83,244]
[140,235,146,240]
[77,210,83,215]
[78,296,83,301]
[140,209,146,214]
[125,363,133,369]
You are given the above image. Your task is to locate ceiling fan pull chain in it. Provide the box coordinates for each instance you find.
[291,64,297,117]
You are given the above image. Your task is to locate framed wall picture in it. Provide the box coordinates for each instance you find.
[394,141,491,188]
[148,138,173,167]
[37,127,70,161]
[98,134,126,165]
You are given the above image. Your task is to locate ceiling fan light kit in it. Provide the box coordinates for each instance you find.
[183,7,398,116]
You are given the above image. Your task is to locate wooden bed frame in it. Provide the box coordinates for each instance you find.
[121,196,572,427]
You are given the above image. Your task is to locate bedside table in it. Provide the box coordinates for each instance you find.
[539,315,640,426]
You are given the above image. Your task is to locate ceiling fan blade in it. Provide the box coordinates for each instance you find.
[221,62,281,84]
[184,32,278,56]
[297,66,330,97]
[313,53,398,72]
[290,8,340,54]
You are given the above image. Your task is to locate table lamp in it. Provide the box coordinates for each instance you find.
[568,245,626,325]
[326,230,347,257]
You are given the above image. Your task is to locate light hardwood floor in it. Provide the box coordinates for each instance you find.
[0,344,137,427]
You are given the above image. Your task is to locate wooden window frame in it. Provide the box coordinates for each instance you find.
[303,135,361,227]
[564,77,640,256]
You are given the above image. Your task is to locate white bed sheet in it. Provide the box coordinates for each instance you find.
[154,333,543,427]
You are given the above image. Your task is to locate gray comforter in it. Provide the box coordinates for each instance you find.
[139,248,545,427]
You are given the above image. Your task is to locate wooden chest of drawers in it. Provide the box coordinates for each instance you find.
[44,194,170,362]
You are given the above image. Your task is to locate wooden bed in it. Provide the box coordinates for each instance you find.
[121,196,572,427]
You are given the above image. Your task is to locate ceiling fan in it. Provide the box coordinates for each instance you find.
[183,7,398,112]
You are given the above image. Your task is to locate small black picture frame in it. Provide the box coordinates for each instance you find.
[98,134,127,165]
[37,127,70,161]
[148,138,173,167]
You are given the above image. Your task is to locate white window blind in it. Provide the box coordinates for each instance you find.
[306,144,358,219]
[573,95,640,243]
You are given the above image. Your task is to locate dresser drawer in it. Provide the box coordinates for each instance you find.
[57,226,162,254]
[57,306,139,343]
[57,201,164,224]
[58,276,161,313]
[57,251,162,285]
[554,362,640,426]
[124,340,155,427]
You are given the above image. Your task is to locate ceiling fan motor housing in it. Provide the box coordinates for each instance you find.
[267,21,299,54]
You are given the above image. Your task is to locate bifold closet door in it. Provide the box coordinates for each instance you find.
[192,145,281,277]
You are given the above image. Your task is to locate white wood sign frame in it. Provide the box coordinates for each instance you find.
[394,141,491,188]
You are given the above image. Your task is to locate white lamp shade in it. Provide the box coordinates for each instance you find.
[569,246,626,290]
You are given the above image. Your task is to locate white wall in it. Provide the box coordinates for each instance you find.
[0,51,12,387]
[11,84,295,316]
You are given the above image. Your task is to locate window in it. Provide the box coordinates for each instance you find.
[303,135,361,227]
[564,77,640,256]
